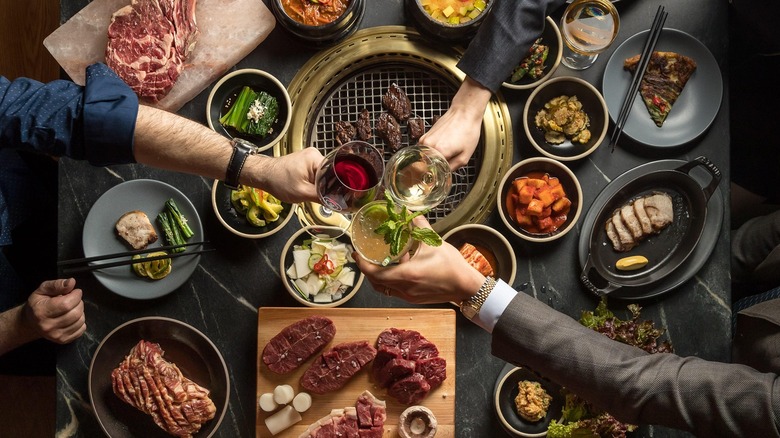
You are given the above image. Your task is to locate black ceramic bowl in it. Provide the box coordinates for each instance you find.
[523,76,608,161]
[497,157,583,243]
[206,69,291,152]
[405,0,493,43]
[271,0,365,45]
[494,366,564,437]
[443,224,517,285]
[211,180,295,239]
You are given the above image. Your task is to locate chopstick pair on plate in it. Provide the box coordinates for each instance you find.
[58,241,214,274]
[610,5,668,152]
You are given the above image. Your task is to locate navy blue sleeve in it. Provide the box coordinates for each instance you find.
[0,63,138,166]
[458,0,566,92]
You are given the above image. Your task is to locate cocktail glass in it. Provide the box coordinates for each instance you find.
[350,200,414,266]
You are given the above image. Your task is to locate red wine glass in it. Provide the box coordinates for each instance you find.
[315,141,385,213]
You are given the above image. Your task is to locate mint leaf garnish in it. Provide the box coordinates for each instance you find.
[411,227,442,247]
[373,189,442,257]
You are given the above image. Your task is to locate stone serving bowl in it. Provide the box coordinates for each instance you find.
[497,157,583,243]
[270,0,365,45]
[206,68,291,153]
[405,0,493,43]
[523,76,608,161]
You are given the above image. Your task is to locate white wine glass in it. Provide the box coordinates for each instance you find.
[383,144,452,211]
[560,0,620,70]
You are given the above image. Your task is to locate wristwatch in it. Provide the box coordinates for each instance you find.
[460,276,497,320]
[224,138,258,190]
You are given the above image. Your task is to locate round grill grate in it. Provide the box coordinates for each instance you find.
[309,65,482,224]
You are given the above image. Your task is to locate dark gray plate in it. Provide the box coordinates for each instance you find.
[602,28,722,148]
[88,317,229,438]
[82,180,203,300]
[577,159,724,300]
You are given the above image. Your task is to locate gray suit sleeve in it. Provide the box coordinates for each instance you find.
[492,292,780,436]
[457,0,566,92]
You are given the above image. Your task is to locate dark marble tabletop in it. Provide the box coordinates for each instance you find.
[57,1,729,437]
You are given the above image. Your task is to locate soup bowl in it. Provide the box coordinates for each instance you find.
[271,0,365,45]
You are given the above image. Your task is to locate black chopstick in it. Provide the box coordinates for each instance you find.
[60,247,215,274]
[610,5,668,153]
[57,241,208,266]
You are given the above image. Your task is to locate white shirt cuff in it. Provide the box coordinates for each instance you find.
[470,279,516,333]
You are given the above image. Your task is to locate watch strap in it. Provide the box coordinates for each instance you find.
[225,138,256,190]
[460,276,497,320]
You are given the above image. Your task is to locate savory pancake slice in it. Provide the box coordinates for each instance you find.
[624,51,697,127]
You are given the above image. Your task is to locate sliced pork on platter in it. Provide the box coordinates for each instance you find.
[605,192,674,252]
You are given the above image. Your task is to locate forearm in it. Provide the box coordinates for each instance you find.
[133,105,273,188]
[492,293,780,436]
[450,77,492,122]
[0,305,40,356]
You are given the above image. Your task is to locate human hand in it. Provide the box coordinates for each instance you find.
[419,77,492,170]
[253,147,324,204]
[354,217,485,304]
[23,278,86,345]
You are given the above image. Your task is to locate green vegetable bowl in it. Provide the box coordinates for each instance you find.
[206,69,292,152]
[501,17,562,91]
[211,180,295,239]
[280,226,364,308]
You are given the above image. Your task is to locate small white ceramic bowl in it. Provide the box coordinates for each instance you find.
[280,226,364,308]
[501,17,562,91]
[443,224,517,286]
[211,180,295,239]
[497,157,583,243]
[523,76,609,161]
[206,68,292,153]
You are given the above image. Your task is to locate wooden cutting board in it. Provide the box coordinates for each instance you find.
[43,0,275,112]
[256,307,456,438]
